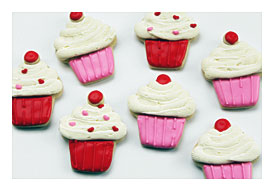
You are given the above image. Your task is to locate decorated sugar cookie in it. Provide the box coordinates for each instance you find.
[59,90,127,172]
[135,12,199,69]
[12,51,63,127]
[54,12,116,84]
[128,74,196,149]
[202,31,262,108]
[192,118,260,179]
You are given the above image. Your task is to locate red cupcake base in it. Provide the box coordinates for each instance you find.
[69,140,114,172]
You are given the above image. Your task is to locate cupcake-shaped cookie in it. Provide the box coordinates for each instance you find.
[135,12,199,69]
[54,12,116,84]
[60,90,127,172]
[128,74,196,149]
[192,118,260,179]
[202,31,262,108]
[12,51,63,127]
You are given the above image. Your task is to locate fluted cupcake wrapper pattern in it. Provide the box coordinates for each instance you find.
[12,96,53,126]
[69,140,114,172]
[137,115,185,149]
[203,162,252,179]
[212,74,260,108]
[69,47,114,84]
[145,40,189,68]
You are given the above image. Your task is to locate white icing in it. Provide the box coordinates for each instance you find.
[54,16,116,61]
[192,125,260,164]
[202,41,262,80]
[128,81,196,117]
[12,61,63,97]
[135,12,199,41]
[59,104,127,140]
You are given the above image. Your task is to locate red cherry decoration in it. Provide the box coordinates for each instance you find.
[173,15,180,20]
[24,51,39,63]
[156,74,171,85]
[225,31,238,45]
[88,90,103,104]
[21,69,28,74]
[154,12,161,16]
[70,12,83,21]
[190,24,197,28]
[112,126,119,132]
[98,104,104,108]
[214,119,231,132]
[88,127,94,132]
[38,79,44,84]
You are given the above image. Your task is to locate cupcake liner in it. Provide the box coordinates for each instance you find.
[69,46,114,84]
[212,74,260,108]
[203,162,252,179]
[137,115,186,149]
[12,96,53,126]
[145,40,189,68]
[69,140,114,172]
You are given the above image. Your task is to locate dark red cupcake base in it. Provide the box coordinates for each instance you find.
[69,140,114,172]
[12,96,53,126]
[145,40,189,68]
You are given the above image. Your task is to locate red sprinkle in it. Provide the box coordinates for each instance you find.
[21,69,28,74]
[154,12,161,16]
[190,23,197,28]
[112,126,119,132]
[173,15,179,20]
[38,79,44,84]
[24,51,39,63]
[214,119,231,132]
[70,12,83,21]
[98,104,104,108]
[88,90,103,104]
[225,31,238,45]
[88,127,94,132]
[156,74,171,85]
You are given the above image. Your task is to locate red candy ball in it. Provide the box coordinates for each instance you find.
[88,90,103,104]
[24,51,39,63]
[225,31,238,45]
[214,119,231,132]
[112,126,119,132]
[21,69,28,74]
[38,79,44,84]
[70,12,83,21]
[190,23,197,28]
[88,127,94,132]
[154,12,161,16]
[98,104,104,108]
[173,15,179,20]
[156,74,171,85]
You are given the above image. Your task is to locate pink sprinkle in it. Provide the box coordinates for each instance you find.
[82,110,88,116]
[69,122,76,126]
[172,30,179,35]
[147,27,153,31]
[15,84,22,89]
[103,115,110,121]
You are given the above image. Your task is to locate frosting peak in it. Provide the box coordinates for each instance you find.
[135,12,199,41]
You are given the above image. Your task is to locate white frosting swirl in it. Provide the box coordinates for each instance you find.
[12,61,63,97]
[192,125,260,164]
[128,81,196,117]
[54,16,116,61]
[59,104,127,140]
[202,41,262,80]
[135,12,199,41]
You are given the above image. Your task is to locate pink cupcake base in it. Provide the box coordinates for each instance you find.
[69,47,114,84]
[137,115,186,149]
[203,162,252,179]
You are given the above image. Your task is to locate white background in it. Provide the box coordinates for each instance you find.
[12,12,262,179]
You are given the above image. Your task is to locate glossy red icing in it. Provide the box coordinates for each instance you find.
[70,12,83,21]
[173,15,179,20]
[190,23,197,28]
[69,140,114,172]
[12,96,52,126]
[145,40,189,68]
[88,127,94,132]
[21,69,28,74]
[38,79,44,84]
[98,104,104,108]
[156,74,171,85]
[112,126,119,132]
[24,51,39,63]
[225,31,238,45]
[154,12,161,16]
[214,119,231,132]
[88,90,103,104]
